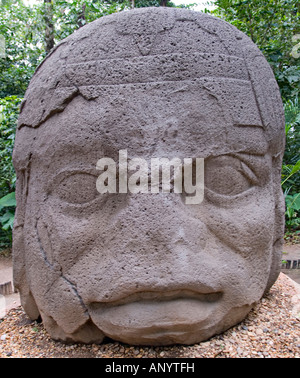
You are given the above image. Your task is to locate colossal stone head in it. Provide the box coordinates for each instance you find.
[12,7,285,345]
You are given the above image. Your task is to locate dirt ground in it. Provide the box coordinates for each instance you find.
[0,272,299,358]
[282,242,300,284]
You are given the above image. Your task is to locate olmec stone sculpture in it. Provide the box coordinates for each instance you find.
[13,7,285,345]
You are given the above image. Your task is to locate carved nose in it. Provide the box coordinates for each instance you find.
[120,193,208,253]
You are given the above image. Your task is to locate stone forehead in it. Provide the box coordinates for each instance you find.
[17,8,244,127]
[16,7,285,153]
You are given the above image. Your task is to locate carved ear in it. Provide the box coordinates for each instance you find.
[12,170,40,320]
[243,41,285,295]
[243,41,285,156]
[264,154,286,294]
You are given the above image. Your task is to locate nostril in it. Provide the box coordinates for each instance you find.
[174,238,185,246]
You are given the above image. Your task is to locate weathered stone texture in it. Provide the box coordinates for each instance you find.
[13,8,285,345]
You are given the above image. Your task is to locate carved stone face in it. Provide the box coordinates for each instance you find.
[12,8,285,345]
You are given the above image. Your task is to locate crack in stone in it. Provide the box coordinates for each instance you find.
[35,218,89,317]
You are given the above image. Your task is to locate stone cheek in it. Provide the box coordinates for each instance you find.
[12,7,285,345]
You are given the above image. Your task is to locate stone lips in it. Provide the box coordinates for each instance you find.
[12,7,286,345]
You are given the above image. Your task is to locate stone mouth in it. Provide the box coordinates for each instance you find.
[89,289,223,309]
[87,290,225,345]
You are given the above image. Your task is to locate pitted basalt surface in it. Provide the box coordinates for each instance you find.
[12,7,285,345]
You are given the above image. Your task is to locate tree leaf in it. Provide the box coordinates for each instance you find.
[0,191,16,210]
[0,210,14,230]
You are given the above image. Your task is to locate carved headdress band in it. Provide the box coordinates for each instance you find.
[17,7,284,155]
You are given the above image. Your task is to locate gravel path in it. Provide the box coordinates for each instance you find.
[0,273,299,358]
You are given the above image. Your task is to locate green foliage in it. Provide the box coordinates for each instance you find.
[211,0,300,102]
[282,161,300,231]
[51,0,129,42]
[282,160,300,189]
[284,97,300,169]
[282,97,300,199]
[0,191,16,208]
[0,0,45,97]
[132,0,178,8]
[285,192,300,230]
[281,98,300,231]
[0,96,21,247]
[0,96,21,196]
[0,192,16,230]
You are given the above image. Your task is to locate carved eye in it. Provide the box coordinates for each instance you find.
[53,172,98,205]
[205,156,257,197]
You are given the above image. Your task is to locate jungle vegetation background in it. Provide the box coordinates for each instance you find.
[0,0,299,251]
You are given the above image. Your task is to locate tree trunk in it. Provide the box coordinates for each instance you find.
[44,0,55,55]
[160,0,168,6]
[77,4,86,28]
